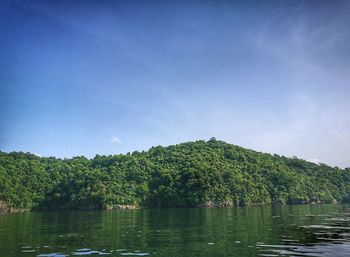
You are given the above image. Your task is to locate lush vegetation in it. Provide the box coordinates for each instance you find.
[0,139,349,210]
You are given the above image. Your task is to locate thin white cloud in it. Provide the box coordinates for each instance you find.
[142,89,350,168]
[111,136,122,144]
[308,159,321,165]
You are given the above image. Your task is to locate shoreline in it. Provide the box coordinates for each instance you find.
[0,201,342,214]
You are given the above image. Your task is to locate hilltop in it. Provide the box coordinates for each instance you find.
[0,139,349,211]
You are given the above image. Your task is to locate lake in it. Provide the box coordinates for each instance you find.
[1,204,350,257]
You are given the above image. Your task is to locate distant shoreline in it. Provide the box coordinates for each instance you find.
[1,201,343,214]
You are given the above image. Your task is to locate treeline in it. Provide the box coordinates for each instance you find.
[0,139,349,210]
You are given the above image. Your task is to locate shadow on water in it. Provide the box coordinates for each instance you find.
[0,204,350,257]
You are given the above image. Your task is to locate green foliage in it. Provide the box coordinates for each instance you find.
[0,139,349,209]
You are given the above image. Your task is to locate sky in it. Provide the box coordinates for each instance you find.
[1,0,349,167]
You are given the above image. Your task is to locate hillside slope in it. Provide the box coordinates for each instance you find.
[0,139,349,210]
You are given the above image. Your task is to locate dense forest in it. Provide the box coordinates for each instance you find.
[0,139,349,211]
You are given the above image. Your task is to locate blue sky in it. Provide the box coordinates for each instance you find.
[1,1,350,167]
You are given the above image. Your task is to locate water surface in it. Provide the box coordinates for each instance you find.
[1,204,350,257]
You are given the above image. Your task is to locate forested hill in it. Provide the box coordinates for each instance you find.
[1,139,349,210]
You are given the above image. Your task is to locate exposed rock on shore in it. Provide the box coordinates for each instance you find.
[0,201,27,213]
[105,204,139,210]
[0,201,9,213]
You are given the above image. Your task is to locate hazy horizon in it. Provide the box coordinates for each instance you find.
[1,1,350,168]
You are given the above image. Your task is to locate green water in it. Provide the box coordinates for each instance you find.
[1,204,350,257]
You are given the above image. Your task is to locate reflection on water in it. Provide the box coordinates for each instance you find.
[256,208,350,257]
[1,204,350,257]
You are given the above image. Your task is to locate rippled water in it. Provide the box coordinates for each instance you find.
[1,204,350,257]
